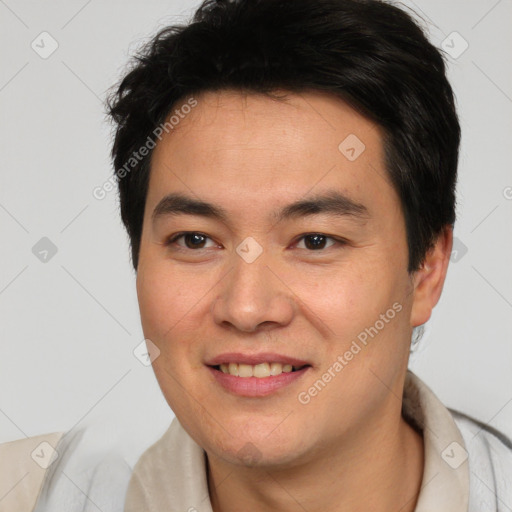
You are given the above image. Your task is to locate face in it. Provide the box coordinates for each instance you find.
[136,89,420,469]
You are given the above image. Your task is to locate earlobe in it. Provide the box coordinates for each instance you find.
[410,226,453,327]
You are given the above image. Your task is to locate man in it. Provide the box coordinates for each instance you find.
[2,0,511,511]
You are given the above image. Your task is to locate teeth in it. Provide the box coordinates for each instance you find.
[253,363,270,378]
[269,362,282,376]
[238,364,253,377]
[217,362,301,378]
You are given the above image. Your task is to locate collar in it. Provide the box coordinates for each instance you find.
[124,370,469,512]
[402,370,469,511]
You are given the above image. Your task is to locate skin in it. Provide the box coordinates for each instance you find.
[136,89,453,512]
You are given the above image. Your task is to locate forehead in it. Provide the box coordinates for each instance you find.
[146,89,399,225]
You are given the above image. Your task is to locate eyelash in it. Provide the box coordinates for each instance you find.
[163,231,347,252]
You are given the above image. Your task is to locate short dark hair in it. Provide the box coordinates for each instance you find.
[107,0,460,272]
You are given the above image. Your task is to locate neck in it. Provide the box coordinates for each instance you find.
[207,413,424,512]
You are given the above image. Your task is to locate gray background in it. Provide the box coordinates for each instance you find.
[1,0,511,462]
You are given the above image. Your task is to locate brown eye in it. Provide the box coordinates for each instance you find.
[296,234,337,250]
[165,232,217,250]
[183,233,208,248]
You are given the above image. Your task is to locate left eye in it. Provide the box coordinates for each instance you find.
[295,234,337,251]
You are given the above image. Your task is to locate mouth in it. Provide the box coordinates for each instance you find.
[205,354,312,397]
[209,362,310,378]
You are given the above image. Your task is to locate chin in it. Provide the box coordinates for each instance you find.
[204,426,310,469]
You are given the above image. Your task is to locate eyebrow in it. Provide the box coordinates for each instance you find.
[151,190,370,226]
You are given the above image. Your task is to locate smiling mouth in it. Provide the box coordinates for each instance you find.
[210,362,310,378]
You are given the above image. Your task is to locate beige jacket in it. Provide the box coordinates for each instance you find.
[1,371,511,511]
[0,432,63,512]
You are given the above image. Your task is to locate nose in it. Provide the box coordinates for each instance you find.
[210,249,295,333]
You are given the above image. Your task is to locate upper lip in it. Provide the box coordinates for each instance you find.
[205,352,311,367]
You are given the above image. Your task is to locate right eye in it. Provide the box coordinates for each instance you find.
[164,231,219,250]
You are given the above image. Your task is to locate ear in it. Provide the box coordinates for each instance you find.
[410,225,453,327]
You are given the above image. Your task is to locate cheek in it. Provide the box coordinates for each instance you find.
[136,262,198,336]
[299,261,408,356]
[136,269,174,336]
[297,265,376,334]
[136,262,215,373]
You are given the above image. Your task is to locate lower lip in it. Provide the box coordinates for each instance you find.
[207,365,310,397]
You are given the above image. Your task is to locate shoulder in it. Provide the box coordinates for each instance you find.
[450,409,512,510]
[451,408,512,461]
[0,432,64,512]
